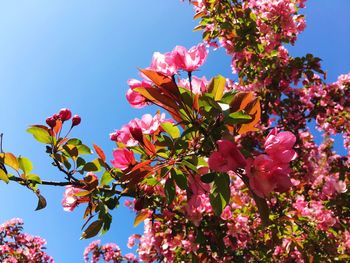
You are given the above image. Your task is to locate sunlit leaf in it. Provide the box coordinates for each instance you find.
[208,75,226,101]
[100,171,113,186]
[77,144,93,155]
[27,174,42,184]
[161,122,180,139]
[18,156,33,174]
[0,152,19,171]
[134,210,150,227]
[27,126,51,144]
[0,169,9,183]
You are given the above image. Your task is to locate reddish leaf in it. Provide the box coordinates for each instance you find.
[143,136,156,156]
[93,144,106,162]
[139,68,180,99]
[53,119,62,136]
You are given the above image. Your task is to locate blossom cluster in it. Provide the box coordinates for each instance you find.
[0,218,53,263]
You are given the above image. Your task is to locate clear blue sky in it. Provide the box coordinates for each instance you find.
[0,1,349,262]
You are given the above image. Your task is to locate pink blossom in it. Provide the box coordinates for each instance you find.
[61,185,90,212]
[247,154,293,197]
[264,128,297,163]
[124,253,138,262]
[111,148,136,170]
[126,79,152,108]
[208,140,247,173]
[178,75,208,94]
[150,52,178,76]
[169,43,208,72]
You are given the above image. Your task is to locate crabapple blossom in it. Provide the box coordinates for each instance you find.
[168,43,208,72]
[208,139,247,173]
[111,148,136,170]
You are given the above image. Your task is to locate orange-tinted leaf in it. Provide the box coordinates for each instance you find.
[229,92,261,134]
[0,152,19,171]
[139,68,180,99]
[53,119,62,136]
[143,136,156,156]
[134,210,150,227]
[93,144,106,162]
[229,92,254,113]
[238,98,261,134]
[193,93,200,112]
[131,160,152,172]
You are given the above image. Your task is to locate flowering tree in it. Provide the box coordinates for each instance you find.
[1,0,349,262]
[0,218,53,262]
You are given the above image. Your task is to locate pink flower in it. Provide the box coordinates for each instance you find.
[124,253,138,262]
[208,140,246,173]
[178,76,208,94]
[150,52,178,76]
[126,79,152,108]
[247,154,293,198]
[169,43,208,72]
[264,128,297,163]
[61,185,90,212]
[111,148,136,170]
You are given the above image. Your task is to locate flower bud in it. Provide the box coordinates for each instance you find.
[53,113,60,120]
[46,116,56,128]
[72,115,81,127]
[59,108,72,121]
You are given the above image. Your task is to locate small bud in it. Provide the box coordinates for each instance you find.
[46,116,56,128]
[53,113,60,120]
[59,108,72,121]
[71,115,81,127]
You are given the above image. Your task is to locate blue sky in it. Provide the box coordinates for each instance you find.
[0,1,349,262]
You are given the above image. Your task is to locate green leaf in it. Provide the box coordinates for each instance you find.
[143,177,159,186]
[161,122,181,139]
[18,156,33,174]
[101,213,112,235]
[27,174,42,184]
[66,138,82,145]
[77,144,93,155]
[0,169,9,183]
[200,172,216,183]
[83,159,101,172]
[63,145,79,159]
[225,111,252,125]
[27,126,52,144]
[171,169,187,190]
[165,178,176,204]
[76,157,86,168]
[208,75,226,101]
[35,193,47,211]
[210,173,230,216]
[100,171,113,186]
[181,160,198,172]
[81,220,103,239]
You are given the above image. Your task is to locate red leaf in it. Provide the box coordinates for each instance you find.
[93,144,106,162]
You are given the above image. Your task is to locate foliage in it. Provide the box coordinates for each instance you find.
[1,0,350,262]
